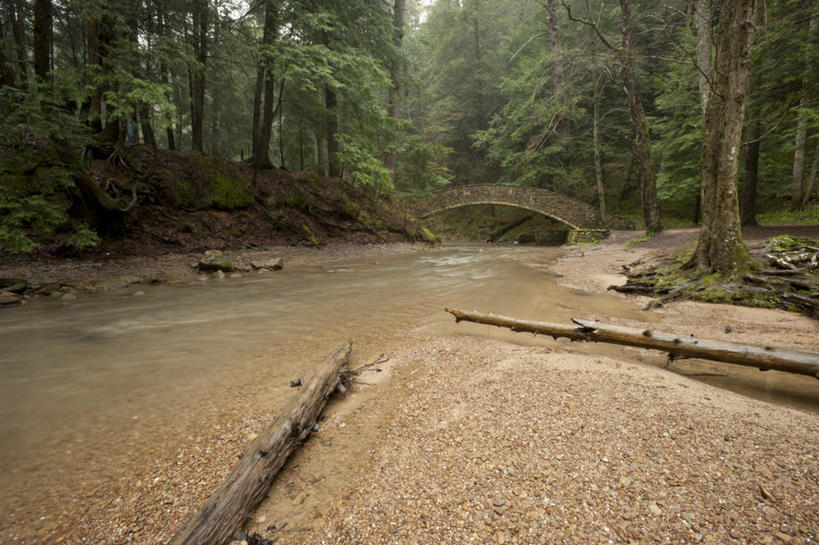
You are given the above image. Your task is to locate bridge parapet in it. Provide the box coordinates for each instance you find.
[413,184,607,230]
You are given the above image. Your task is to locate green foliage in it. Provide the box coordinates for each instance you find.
[0,84,99,252]
[757,204,819,226]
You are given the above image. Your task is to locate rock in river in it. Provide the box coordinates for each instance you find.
[196,250,235,273]
[251,257,284,271]
[0,290,23,307]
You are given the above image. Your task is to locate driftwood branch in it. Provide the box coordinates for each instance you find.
[169,341,353,545]
[444,308,819,379]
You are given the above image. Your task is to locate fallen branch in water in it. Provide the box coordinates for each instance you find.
[444,308,819,379]
[169,341,353,545]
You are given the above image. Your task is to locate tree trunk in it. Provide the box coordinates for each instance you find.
[545,0,564,93]
[801,140,819,207]
[693,0,756,274]
[695,0,712,115]
[790,10,818,210]
[190,0,207,153]
[593,76,606,223]
[326,85,340,177]
[169,342,352,545]
[316,129,327,176]
[254,0,278,169]
[139,104,156,148]
[384,0,406,176]
[740,116,760,226]
[620,0,662,235]
[33,0,52,80]
[251,65,264,159]
[9,1,26,84]
[445,309,819,378]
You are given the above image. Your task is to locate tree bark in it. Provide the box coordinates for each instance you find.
[251,65,264,159]
[325,85,340,177]
[190,0,207,153]
[695,0,712,115]
[33,0,52,80]
[316,129,327,176]
[254,0,278,169]
[801,140,819,207]
[139,104,156,148]
[693,0,756,274]
[593,76,606,223]
[169,342,353,545]
[790,10,818,210]
[740,112,760,226]
[384,0,406,176]
[445,309,819,378]
[545,0,564,93]
[620,0,661,235]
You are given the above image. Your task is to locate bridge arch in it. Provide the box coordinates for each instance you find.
[413,184,606,230]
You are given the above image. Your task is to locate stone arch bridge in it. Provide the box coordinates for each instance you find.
[412,184,630,232]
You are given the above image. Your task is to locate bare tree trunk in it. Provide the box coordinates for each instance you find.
[254,0,278,169]
[545,0,564,92]
[445,309,819,378]
[693,0,756,274]
[384,0,406,176]
[190,0,207,153]
[740,114,760,226]
[170,343,353,545]
[316,129,326,176]
[326,85,339,177]
[695,0,712,115]
[139,104,156,148]
[33,0,52,80]
[86,19,103,133]
[0,11,16,86]
[791,11,818,210]
[593,76,606,223]
[251,65,264,159]
[801,140,819,207]
[620,0,661,234]
[9,1,26,84]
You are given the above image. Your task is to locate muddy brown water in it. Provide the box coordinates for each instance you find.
[0,244,817,541]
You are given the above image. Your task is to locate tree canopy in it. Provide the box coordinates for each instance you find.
[1,0,817,264]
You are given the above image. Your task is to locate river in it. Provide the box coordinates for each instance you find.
[0,244,816,542]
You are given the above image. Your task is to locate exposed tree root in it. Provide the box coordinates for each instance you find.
[610,236,819,318]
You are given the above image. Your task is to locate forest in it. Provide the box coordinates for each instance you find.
[0,0,817,269]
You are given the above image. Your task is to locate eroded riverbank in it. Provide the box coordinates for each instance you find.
[0,236,817,544]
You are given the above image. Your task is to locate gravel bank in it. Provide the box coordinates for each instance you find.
[0,241,422,295]
[306,337,818,545]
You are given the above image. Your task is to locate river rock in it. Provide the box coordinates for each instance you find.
[196,250,235,272]
[0,278,27,293]
[251,257,284,271]
[61,292,77,301]
[0,291,23,306]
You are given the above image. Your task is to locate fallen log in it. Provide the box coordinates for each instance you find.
[170,341,353,545]
[444,308,819,379]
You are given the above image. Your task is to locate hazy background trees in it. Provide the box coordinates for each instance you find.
[1,0,817,251]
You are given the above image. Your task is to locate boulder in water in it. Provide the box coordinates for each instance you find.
[197,250,235,273]
[0,291,23,307]
[251,257,284,271]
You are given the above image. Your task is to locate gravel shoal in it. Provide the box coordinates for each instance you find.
[306,336,817,545]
